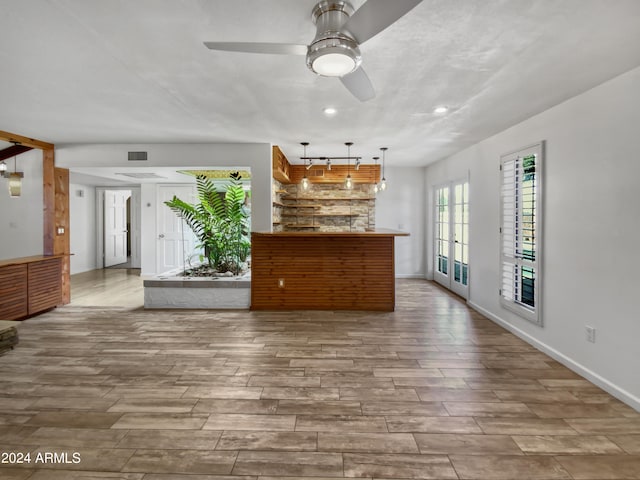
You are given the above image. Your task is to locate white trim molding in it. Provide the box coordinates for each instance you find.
[468,300,640,412]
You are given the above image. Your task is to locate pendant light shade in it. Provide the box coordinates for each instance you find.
[372,156,380,194]
[379,147,388,192]
[344,174,353,190]
[300,142,310,191]
[8,172,23,198]
[344,142,353,190]
[5,152,24,198]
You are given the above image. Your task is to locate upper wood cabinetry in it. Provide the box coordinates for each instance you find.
[289,164,380,184]
[0,256,63,320]
[272,146,291,184]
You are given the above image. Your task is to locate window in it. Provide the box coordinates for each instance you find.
[500,142,543,325]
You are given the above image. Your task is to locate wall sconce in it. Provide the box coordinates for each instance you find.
[0,161,7,174]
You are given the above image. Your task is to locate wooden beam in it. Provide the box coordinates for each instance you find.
[0,145,34,162]
[43,149,55,256]
[54,167,71,304]
[0,130,54,150]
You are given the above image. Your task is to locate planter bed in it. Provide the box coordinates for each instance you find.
[144,268,250,309]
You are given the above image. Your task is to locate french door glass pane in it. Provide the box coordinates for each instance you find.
[453,181,469,287]
[436,187,449,276]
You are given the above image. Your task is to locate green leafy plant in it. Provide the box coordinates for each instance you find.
[164,172,250,275]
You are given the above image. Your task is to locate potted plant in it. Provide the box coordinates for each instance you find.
[164,172,250,276]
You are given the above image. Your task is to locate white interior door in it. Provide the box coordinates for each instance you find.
[157,185,198,274]
[104,190,131,267]
[434,180,469,299]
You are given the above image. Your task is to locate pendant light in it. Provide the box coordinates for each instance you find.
[344,142,353,190]
[300,142,310,191]
[7,159,24,198]
[5,143,24,198]
[372,156,380,194]
[379,147,388,192]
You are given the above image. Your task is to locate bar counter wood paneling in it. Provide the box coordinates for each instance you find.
[251,230,408,311]
[0,255,63,320]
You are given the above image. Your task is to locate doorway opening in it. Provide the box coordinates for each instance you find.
[97,187,141,270]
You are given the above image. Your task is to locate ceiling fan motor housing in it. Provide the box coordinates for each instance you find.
[307,0,362,77]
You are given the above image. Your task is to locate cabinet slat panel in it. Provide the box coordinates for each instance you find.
[0,264,28,320]
[251,235,395,311]
[28,258,62,315]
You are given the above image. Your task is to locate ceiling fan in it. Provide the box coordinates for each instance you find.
[204,0,423,102]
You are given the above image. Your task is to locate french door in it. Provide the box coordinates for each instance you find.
[434,180,469,299]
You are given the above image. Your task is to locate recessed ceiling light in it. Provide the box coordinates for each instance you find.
[323,107,338,116]
[433,106,449,115]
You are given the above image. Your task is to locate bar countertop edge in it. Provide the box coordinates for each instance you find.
[252,228,409,238]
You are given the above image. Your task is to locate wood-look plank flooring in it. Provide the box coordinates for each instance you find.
[0,276,638,479]
[69,268,143,308]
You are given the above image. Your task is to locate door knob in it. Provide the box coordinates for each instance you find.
[158,234,165,239]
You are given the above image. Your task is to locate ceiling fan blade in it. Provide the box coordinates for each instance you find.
[340,67,375,102]
[203,42,307,55]
[344,0,423,44]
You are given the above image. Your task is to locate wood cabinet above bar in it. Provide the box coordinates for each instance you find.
[251,230,408,312]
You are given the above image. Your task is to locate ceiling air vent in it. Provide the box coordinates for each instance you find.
[308,169,324,177]
[128,151,148,161]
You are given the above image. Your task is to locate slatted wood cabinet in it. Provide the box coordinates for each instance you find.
[251,230,408,311]
[0,256,63,320]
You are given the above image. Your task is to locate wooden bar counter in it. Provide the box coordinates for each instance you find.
[251,229,408,311]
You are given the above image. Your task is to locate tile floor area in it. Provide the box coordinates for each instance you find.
[0,279,639,479]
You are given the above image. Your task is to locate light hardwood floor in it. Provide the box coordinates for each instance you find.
[0,274,638,479]
[70,268,144,308]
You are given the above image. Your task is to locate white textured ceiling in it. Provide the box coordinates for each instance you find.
[1,0,640,167]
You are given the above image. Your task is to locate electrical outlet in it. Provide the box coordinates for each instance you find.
[585,326,596,343]
[278,278,285,288]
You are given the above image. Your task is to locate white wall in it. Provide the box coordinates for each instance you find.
[69,183,97,274]
[56,143,272,276]
[0,149,43,260]
[376,167,425,278]
[425,65,640,409]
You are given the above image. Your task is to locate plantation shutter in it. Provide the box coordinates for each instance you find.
[501,157,518,303]
[500,142,543,326]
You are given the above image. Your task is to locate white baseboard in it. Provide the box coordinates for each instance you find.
[395,274,426,279]
[467,301,640,412]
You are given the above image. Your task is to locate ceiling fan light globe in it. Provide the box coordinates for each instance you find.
[312,52,356,77]
[307,36,361,77]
